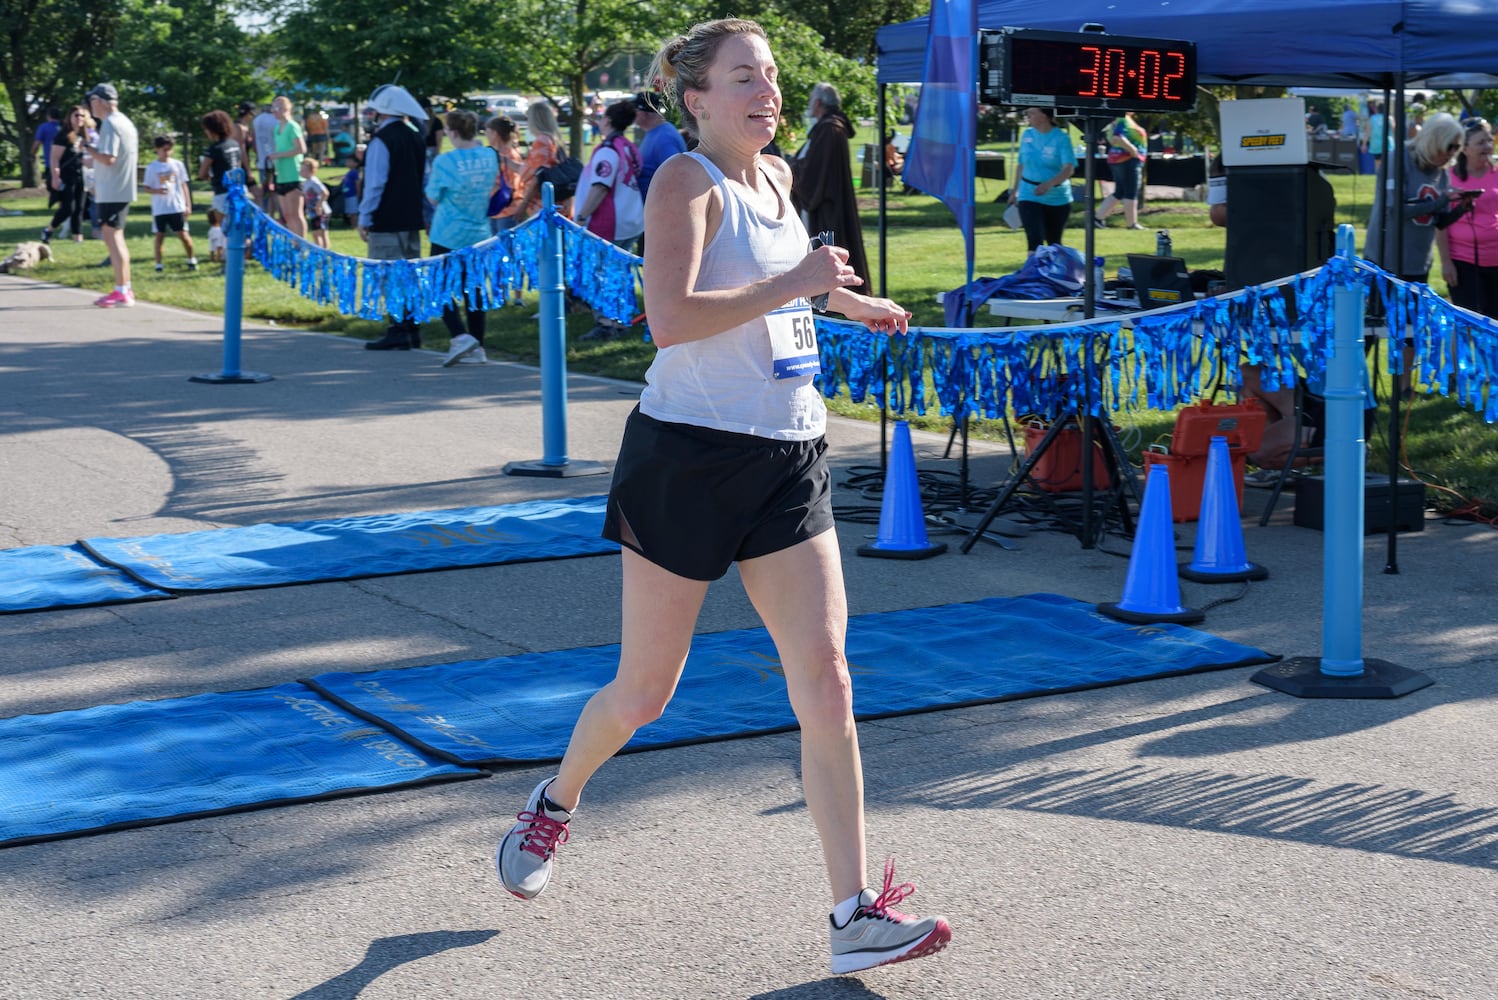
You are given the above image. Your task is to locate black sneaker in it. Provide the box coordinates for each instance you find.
[1091,216,1108,229]
[40,227,52,244]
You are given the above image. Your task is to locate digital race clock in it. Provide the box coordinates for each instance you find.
[980,28,1198,114]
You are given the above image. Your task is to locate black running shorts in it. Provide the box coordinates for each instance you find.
[603,407,835,582]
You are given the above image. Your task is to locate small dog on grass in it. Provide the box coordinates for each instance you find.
[0,241,54,274]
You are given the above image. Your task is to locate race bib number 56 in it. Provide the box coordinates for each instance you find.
[767,304,821,380]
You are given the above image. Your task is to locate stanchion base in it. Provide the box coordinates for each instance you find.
[1179,561,1269,584]
[189,371,274,384]
[1096,602,1205,626]
[1251,656,1434,699]
[856,541,948,560]
[504,458,609,478]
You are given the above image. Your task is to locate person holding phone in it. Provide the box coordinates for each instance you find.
[493,16,951,977]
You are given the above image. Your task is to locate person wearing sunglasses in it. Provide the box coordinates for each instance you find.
[1437,119,1498,318]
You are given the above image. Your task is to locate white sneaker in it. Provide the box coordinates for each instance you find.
[442,333,481,367]
[496,778,572,899]
[455,348,488,364]
[829,859,951,974]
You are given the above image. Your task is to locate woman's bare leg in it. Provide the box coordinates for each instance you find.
[738,529,865,902]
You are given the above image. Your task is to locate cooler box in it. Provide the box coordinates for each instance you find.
[1170,399,1268,456]
[1023,423,1112,493]
[1143,448,1247,522]
[1145,401,1266,521]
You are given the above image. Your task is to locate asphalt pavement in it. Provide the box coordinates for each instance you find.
[2,275,1497,1000]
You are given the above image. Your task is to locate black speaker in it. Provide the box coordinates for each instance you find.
[1224,165,1337,290]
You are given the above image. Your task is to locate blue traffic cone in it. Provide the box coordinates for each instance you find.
[1098,464,1204,624]
[858,421,947,559]
[1181,435,1269,583]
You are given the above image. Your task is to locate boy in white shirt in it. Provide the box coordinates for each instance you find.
[142,135,197,271]
[206,211,227,263]
[300,157,331,249]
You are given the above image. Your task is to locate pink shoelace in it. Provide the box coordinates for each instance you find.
[515,809,570,860]
[863,857,917,921]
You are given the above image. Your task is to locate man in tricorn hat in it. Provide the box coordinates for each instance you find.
[359,84,428,351]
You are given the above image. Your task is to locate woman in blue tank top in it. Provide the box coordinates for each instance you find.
[494,16,952,977]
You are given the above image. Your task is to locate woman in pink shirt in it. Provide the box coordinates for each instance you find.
[1439,118,1498,318]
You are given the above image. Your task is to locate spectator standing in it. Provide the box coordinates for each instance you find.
[1368,100,1389,171]
[575,100,645,340]
[305,106,329,161]
[1438,118,1498,318]
[422,105,446,231]
[790,81,871,290]
[269,96,308,238]
[632,90,684,206]
[30,108,62,208]
[484,116,523,235]
[340,148,363,227]
[84,83,138,308]
[42,106,92,244]
[197,109,243,220]
[1365,112,1472,395]
[252,101,279,213]
[359,83,429,351]
[1008,106,1074,252]
[234,101,257,159]
[494,19,951,977]
[301,157,331,249]
[1093,111,1147,230]
[142,135,196,272]
[426,108,498,366]
[503,100,569,224]
[1340,104,1359,140]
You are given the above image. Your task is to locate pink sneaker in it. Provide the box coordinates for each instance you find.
[94,290,135,308]
[829,858,951,974]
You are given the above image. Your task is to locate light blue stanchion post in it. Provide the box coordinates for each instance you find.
[504,182,607,479]
[1252,226,1431,699]
[191,170,272,384]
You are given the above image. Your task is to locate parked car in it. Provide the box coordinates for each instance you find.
[468,93,529,124]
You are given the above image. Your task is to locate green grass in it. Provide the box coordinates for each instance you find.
[3,167,1495,517]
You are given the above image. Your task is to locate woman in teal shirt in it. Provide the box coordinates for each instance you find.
[269,96,307,238]
[1008,107,1074,251]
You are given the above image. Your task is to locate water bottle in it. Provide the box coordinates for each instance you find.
[1156,229,1173,257]
[1093,256,1105,290]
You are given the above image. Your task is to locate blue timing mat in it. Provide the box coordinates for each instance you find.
[0,683,485,848]
[305,593,1278,765]
[79,495,616,593]
[0,543,173,614]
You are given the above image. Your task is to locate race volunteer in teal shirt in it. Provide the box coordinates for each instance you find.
[1009,106,1075,252]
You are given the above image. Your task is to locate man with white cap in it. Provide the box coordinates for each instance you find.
[359,83,428,350]
[83,83,138,308]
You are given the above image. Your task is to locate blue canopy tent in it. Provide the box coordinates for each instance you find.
[873,0,1498,568]
[875,0,1498,87]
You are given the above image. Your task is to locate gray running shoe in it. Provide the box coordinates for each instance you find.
[496,778,571,899]
[829,859,951,974]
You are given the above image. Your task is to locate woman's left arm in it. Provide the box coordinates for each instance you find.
[827,288,912,335]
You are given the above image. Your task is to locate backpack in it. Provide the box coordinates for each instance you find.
[540,154,584,201]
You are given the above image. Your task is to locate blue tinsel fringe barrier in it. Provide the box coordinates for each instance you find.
[226,184,1498,423]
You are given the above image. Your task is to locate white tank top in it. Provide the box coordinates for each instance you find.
[638,151,826,441]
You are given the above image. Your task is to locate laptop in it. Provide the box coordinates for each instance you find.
[1126,254,1196,309]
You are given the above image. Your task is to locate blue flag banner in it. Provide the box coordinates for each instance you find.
[903,0,977,316]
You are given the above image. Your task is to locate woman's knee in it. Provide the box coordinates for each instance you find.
[790,651,855,728]
[604,676,678,730]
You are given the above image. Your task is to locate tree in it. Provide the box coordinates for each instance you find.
[278,0,508,111]
[102,0,265,158]
[486,0,659,158]
[0,0,125,187]
[768,0,925,64]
